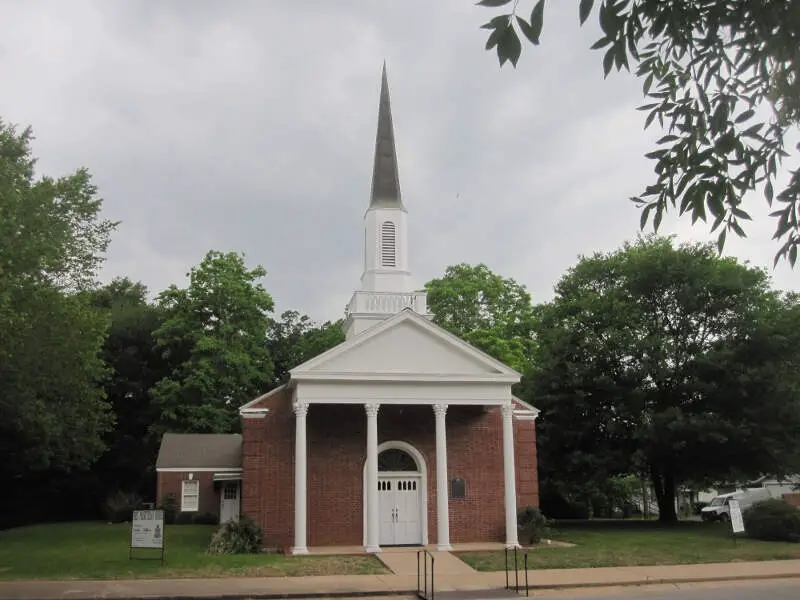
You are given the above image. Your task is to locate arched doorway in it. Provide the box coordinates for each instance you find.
[363,441,428,547]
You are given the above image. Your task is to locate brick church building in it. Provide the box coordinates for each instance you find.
[156,66,540,554]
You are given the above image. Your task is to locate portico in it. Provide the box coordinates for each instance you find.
[286,308,526,555]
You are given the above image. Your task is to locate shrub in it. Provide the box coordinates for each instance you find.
[104,490,143,523]
[743,499,800,543]
[207,515,264,554]
[517,506,550,545]
[157,493,180,525]
[175,512,194,525]
[192,512,219,525]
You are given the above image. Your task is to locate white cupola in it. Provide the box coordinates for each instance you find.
[344,64,431,339]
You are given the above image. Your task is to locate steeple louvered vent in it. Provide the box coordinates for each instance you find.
[381,221,396,267]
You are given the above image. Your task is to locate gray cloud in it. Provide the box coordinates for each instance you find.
[1,0,797,323]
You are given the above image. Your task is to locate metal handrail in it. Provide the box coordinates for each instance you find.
[504,546,529,596]
[416,549,435,600]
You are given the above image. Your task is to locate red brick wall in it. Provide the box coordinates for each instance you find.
[241,390,540,549]
[783,493,800,508]
[156,471,220,517]
[242,388,295,550]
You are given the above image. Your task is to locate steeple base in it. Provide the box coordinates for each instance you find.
[344,290,432,339]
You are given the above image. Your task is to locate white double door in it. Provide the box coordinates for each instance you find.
[378,475,422,546]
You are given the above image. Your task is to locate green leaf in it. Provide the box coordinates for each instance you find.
[476,0,513,6]
[790,244,798,267]
[653,203,664,231]
[482,14,511,29]
[529,0,545,43]
[735,109,755,123]
[485,26,504,50]
[640,203,653,230]
[603,46,615,77]
[591,36,613,50]
[497,23,522,67]
[711,102,729,133]
[717,229,726,253]
[732,207,752,221]
[516,17,540,45]
[765,180,774,203]
[643,72,654,95]
[579,0,595,25]
[707,193,725,220]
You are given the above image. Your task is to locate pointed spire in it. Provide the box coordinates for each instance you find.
[370,62,404,209]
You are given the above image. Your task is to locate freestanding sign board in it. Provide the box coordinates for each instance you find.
[130,509,165,563]
[729,499,746,534]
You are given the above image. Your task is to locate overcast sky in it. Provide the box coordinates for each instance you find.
[2,0,797,322]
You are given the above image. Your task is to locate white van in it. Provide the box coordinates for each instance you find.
[700,488,772,522]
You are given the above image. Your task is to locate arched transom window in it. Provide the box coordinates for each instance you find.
[380,221,396,268]
[378,448,418,472]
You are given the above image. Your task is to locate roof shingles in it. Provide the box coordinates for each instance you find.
[155,433,242,470]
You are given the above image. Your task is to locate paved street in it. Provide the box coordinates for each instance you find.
[526,579,800,599]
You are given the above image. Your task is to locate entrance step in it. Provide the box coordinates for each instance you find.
[378,549,476,577]
[427,591,519,600]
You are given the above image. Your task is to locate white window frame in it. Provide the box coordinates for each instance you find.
[181,479,200,512]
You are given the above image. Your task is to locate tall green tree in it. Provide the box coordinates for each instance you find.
[526,236,800,521]
[476,0,800,265]
[266,310,344,386]
[0,120,116,479]
[150,251,275,435]
[424,263,537,372]
[90,278,169,496]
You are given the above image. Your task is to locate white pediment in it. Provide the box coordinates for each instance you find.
[290,309,520,382]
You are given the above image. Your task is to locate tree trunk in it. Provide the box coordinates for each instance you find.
[650,464,678,523]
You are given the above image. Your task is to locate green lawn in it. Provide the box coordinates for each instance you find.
[0,522,388,581]
[458,521,800,571]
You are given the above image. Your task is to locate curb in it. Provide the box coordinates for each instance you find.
[520,572,800,592]
[6,573,800,600]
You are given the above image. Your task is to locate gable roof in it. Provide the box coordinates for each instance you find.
[156,433,242,470]
[290,308,521,383]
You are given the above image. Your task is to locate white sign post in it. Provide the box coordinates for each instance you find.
[728,499,745,546]
[130,509,165,563]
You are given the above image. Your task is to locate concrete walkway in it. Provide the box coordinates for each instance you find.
[0,559,798,600]
[377,550,476,577]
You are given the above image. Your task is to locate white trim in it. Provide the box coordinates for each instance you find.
[363,440,428,548]
[290,309,521,380]
[157,467,243,473]
[240,408,269,419]
[181,479,200,512]
[513,412,539,421]
[512,396,541,413]
[295,395,512,406]
[212,472,243,481]
[219,480,241,523]
[238,384,286,410]
[291,371,520,384]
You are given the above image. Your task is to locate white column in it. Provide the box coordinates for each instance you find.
[291,400,309,555]
[365,402,381,553]
[433,404,452,551]
[502,403,519,549]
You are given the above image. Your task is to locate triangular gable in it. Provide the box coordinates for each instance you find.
[290,309,520,381]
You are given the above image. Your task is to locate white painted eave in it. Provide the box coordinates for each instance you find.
[239,407,270,419]
[290,371,520,384]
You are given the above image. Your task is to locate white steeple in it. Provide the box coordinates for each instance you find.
[344,64,431,339]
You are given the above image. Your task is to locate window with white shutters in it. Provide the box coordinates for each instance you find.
[181,480,199,512]
[381,222,396,267]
